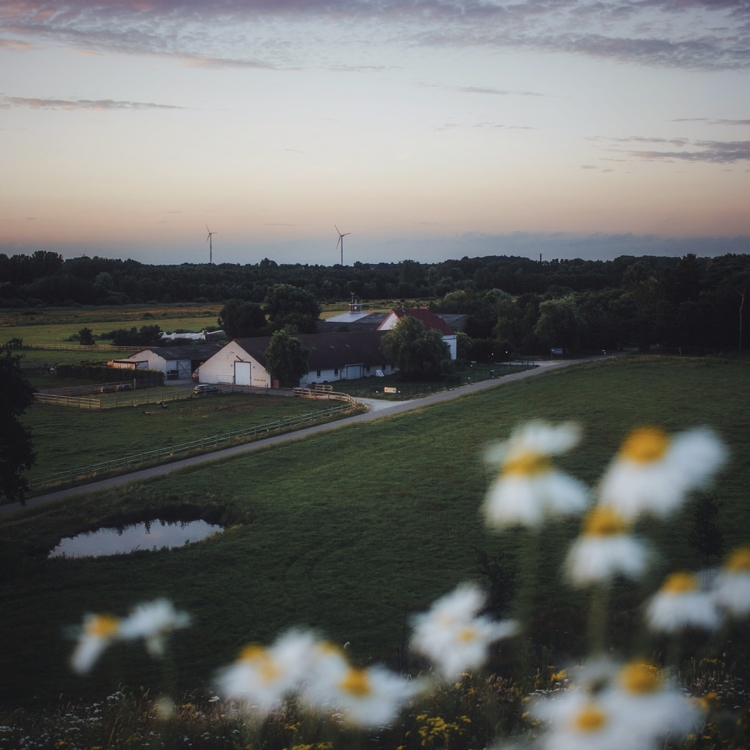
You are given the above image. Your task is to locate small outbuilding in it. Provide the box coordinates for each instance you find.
[109,344,222,380]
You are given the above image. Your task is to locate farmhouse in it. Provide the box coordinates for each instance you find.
[197,331,395,388]
[109,344,222,380]
[377,308,458,359]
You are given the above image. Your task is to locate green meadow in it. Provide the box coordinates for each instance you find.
[1,355,749,706]
[21,393,351,481]
[0,304,222,345]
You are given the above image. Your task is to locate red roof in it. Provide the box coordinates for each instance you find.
[389,308,454,335]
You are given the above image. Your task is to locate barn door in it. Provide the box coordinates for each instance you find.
[234,362,252,386]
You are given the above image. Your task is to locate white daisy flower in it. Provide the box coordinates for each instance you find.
[410,583,517,679]
[645,572,720,633]
[565,506,651,586]
[539,698,641,750]
[530,658,617,727]
[216,629,318,713]
[599,427,726,520]
[483,421,589,528]
[118,599,190,656]
[71,613,121,674]
[302,645,420,728]
[713,546,750,617]
[600,661,702,742]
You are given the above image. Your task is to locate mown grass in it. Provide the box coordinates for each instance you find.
[0,303,220,369]
[0,303,221,340]
[1,355,749,707]
[21,393,348,480]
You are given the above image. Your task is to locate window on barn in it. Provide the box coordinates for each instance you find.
[317,370,321,377]
[334,368,339,375]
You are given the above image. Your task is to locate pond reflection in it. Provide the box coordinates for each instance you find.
[49,520,223,559]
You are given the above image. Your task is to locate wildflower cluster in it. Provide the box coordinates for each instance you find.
[64,420,750,749]
[481,421,750,750]
[71,599,190,674]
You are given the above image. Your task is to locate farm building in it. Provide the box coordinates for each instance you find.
[109,344,222,380]
[197,331,395,388]
[377,308,458,359]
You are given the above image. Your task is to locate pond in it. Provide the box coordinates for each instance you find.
[49,520,223,559]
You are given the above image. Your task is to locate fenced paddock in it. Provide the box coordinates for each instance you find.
[28,401,359,492]
[35,386,195,410]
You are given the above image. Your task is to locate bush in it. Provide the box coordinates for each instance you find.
[101,325,162,347]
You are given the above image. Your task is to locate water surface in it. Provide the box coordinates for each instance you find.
[49,520,223,558]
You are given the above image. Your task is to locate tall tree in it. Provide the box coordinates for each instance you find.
[0,350,35,505]
[380,316,450,379]
[218,299,267,339]
[264,330,310,387]
[264,284,321,333]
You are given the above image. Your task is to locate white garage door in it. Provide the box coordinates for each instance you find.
[235,362,252,386]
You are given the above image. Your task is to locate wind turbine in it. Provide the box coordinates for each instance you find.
[206,225,217,264]
[335,225,351,265]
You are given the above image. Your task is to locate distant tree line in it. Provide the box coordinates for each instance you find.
[1,250,748,355]
[432,254,750,358]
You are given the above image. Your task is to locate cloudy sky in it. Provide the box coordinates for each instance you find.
[1,0,749,266]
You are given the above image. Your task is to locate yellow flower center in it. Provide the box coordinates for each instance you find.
[620,427,669,463]
[457,626,478,643]
[503,451,552,477]
[239,645,281,683]
[725,547,750,573]
[620,661,661,694]
[86,614,119,638]
[573,703,608,733]
[340,668,372,697]
[661,571,698,593]
[582,506,629,536]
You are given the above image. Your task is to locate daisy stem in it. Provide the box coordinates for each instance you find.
[511,528,542,680]
[666,631,683,670]
[514,528,541,633]
[587,583,611,655]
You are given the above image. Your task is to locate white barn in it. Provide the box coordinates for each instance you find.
[109,344,222,380]
[198,331,395,388]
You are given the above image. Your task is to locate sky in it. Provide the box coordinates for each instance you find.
[1,0,749,266]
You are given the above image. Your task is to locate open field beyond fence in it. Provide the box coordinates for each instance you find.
[28,401,358,492]
[21,391,356,482]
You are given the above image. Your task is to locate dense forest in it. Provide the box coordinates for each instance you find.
[1,250,748,355]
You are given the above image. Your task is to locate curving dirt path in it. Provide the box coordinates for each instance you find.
[0,356,614,519]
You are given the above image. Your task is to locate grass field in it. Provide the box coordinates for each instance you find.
[1,355,749,707]
[0,304,222,338]
[21,392,350,481]
[2,298,414,344]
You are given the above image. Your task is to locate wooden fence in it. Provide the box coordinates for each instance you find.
[34,387,194,410]
[29,402,358,492]
[292,387,358,407]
